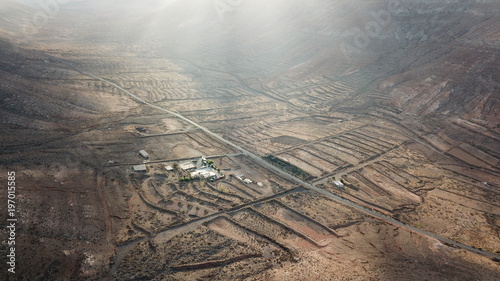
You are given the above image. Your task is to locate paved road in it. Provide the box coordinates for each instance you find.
[50,56,500,260]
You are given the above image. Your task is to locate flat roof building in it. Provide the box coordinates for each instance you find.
[333,180,345,188]
[133,164,147,172]
[139,150,149,159]
[191,171,216,179]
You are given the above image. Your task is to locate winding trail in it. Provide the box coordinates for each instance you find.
[48,56,500,264]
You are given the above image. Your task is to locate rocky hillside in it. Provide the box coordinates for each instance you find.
[1,0,498,122]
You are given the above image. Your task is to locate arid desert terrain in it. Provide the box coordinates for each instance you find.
[0,0,499,280]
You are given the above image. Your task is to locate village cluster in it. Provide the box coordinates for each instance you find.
[130,150,261,184]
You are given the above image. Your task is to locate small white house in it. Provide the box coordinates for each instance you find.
[333,180,345,188]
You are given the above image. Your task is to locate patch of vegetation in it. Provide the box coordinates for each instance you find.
[179,177,195,182]
[270,135,308,146]
[263,155,313,181]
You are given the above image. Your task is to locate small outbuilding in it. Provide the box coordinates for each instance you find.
[133,164,147,172]
[139,150,149,159]
[333,180,345,189]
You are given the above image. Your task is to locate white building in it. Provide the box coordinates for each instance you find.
[139,150,149,159]
[333,180,345,188]
[133,164,147,172]
[191,171,216,179]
